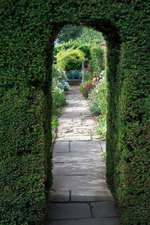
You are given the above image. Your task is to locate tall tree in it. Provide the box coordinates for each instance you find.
[57,25,83,43]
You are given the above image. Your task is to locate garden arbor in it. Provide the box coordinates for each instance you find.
[1,1,149,225]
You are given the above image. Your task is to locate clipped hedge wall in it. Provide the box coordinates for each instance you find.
[0,1,150,225]
[0,85,45,225]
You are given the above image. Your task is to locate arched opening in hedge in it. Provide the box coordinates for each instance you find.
[43,21,121,196]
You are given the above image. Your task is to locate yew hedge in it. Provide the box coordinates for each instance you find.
[0,1,150,224]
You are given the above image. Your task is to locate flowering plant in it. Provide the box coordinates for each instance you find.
[80,80,95,98]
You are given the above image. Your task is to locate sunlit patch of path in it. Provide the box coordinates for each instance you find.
[47,86,119,225]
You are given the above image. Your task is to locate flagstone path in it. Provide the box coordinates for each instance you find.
[47,86,119,225]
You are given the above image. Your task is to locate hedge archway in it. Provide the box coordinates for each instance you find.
[1,1,149,225]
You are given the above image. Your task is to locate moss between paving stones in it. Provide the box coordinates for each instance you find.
[0,1,150,224]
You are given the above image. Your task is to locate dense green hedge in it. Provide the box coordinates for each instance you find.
[0,86,45,225]
[0,1,150,225]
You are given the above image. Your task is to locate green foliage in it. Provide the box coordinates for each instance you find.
[88,78,107,138]
[0,87,45,225]
[52,66,70,90]
[56,48,85,71]
[97,115,107,139]
[90,102,100,116]
[1,1,150,225]
[51,116,59,141]
[56,25,104,45]
[52,66,63,80]
[51,116,59,130]
[90,45,104,76]
[55,40,80,54]
[55,29,105,77]
[55,40,91,60]
[78,27,104,45]
[56,25,83,43]
[52,86,65,114]
[80,80,95,98]
[51,67,66,141]
[82,71,92,82]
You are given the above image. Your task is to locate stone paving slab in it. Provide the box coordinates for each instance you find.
[48,203,91,220]
[49,218,120,225]
[50,190,70,202]
[48,86,119,225]
[82,118,96,125]
[53,153,105,162]
[57,136,91,141]
[63,107,89,114]
[50,189,113,202]
[58,126,95,132]
[53,151,104,159]
[71,190,113,202]
[70,140,102,152]
[53,176,108,191]
[91,201,118,218]
[53,141,69,153]
[53,165,105,177]
[57,132,92,138]
[53,158,105,166]
[53,159,105,168]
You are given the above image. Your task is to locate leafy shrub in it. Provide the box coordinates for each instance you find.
[55,40,91,60]
[80,80,95,98]
[52,66,64,80]
[56,48,85,71]
[51,116,59,141]
[96,115,107,139]
[52,67,70,91]
[56,25,83,43]
[51,85,66,141]
[58,80,70,91]
[88,78,107,138]
[90,45,104,76]
[90,101,100,116]
[51,67,67,142]
[51,116,59,130]
[52,86,65,114]
[78,44,91,60]
[82,71,92,82]
[65,57,82,71]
